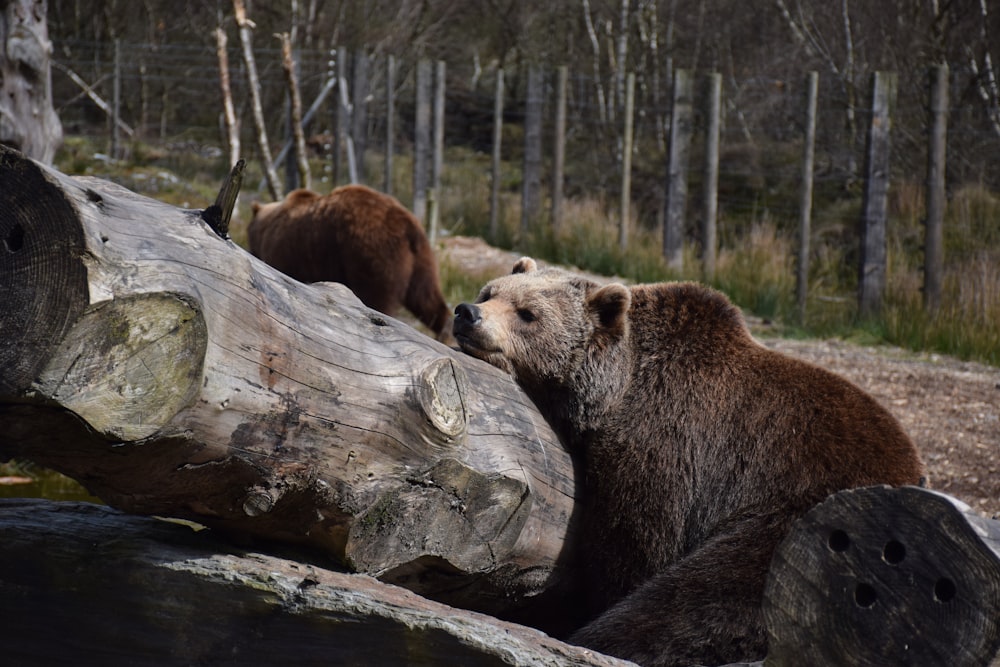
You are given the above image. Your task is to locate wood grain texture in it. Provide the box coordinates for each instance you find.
[764,485,1000,666]
[0,145,579,620]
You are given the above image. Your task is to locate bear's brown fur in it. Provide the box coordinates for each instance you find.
[452,258,925,667]
[248,185,453,342]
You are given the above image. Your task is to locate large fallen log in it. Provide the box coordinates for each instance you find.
[0,145,581,627]
[0,498,628,667]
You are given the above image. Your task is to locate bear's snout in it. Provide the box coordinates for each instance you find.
[454,302,482,327]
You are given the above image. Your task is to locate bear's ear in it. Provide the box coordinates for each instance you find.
[587,283,631,340]
[512,257,538,274]
[251,201,262,213]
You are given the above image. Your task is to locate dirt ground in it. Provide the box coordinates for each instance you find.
[438,236,1000,520]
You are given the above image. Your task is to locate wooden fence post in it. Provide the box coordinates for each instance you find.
[384,55,395,195]
[431,59,446,237]
[332,45,349,186]
[111,39,121,160]
[663,68,693,271]
[551,65,567,233]
[701,72,721,281]
[858,71,897,320]
[352,50,369,184]
[413,59,432,222]
[521,64,544,234]
[797,71,819,323]
[490,68,504,242]
[924,63,949,314]
[620,72,635,250]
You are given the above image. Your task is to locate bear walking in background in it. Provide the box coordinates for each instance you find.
[248,185,453,342]
[453,258,925,667]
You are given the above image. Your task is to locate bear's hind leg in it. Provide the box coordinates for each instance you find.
[569,508,795,667]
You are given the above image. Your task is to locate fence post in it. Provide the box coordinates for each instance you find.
[384,55,395,195]
[112,39,121,160]
[663,68,693,271]
[332,46,348,186]
[489,68,504,242]
[521,64,544,234]
[620,72,635,250]
[430,60,446,240]
[924,63,949,314]
[797,71,819,323]
[701,72,721,281]
[858,71,897,320]
[551,65,567,233]
[352,50,369,184]
[413,59,432,222]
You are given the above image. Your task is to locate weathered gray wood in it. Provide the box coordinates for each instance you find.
[764,485,1000,667]
[0,498,630,667]
[701,72,721,281]
[413,58,432,221]
[923,63,949,314]
[663,68,693,271]
[857,71,897,319]
[0,146,577,620]
[796,71,819,323]
[490,67,505,241]
[552,65,568,232]
[0,0,63,165]
[522,64,544,232]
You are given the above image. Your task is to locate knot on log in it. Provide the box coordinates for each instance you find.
[345,458,532,586]
[242,487,276,517]
[34,292,207,441]
[417,357,468,443]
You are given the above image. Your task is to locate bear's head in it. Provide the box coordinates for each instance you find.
[453,258,632,432]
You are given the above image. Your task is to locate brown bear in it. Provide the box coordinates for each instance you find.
[247,185,453,342]
[452,258,925,667]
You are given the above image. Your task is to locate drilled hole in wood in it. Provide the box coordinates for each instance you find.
[4,223,24,252]
[854,583,878,608]
[934,577,956,602]
[828,529,850,552]
[882,540,906,565]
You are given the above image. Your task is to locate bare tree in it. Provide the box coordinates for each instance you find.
[0,0,63,164]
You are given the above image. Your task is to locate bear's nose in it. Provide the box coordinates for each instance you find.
[454,302,481,326]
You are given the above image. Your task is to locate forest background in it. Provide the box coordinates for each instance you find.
[41,0,1000,365]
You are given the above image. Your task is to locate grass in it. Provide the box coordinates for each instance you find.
[53,137,1000,368]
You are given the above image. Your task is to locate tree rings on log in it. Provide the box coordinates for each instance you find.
[34,292,207,441]
[764,485,1000,666]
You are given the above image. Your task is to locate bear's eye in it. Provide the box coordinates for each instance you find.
[516,308,536,323]
[477,287,493,303]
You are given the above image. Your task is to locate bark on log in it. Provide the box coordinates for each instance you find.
[0,145,579,625]
[0,498,627,667]
[764,485,1000,667]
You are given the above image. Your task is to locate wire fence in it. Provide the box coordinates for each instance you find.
[51,38,1000,247]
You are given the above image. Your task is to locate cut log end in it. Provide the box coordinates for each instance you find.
[0,147,89,395]
[764,485,1000,666]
